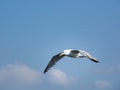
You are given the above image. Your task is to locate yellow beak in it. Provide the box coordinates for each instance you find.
[59,53,64,56]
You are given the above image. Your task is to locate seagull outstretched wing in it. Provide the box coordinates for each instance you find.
[79,50,99,63]
[44,53,65,73]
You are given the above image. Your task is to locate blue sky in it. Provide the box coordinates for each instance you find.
[0,0,120,90]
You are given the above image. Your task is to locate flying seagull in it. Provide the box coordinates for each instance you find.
[44,49,99,73]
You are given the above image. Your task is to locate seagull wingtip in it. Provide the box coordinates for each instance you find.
[43,70,47,74]
[95,60,100,63]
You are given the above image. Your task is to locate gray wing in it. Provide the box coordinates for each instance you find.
[44,53,65,73]
[79,50,99,63]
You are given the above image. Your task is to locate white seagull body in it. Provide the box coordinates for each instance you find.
[44,49,99,73]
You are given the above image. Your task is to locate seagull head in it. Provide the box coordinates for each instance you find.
[58,49,71,57]
[63,49,71,55]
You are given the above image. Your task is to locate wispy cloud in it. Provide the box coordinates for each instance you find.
[117,65,120,71]
[94,80,111,88]
[93,64,120,74]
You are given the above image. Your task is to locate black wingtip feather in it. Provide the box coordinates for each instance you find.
[90,58,100,63]
[43,68,48,73]
[43,71,46,74]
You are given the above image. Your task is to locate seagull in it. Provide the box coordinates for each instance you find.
[44,49,99,73]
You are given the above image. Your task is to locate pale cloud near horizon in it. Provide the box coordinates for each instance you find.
[91,65,120,89]
[0,63,119,90]
[0,63,76,89]
[0,64,41,86]
[46,69,76,86]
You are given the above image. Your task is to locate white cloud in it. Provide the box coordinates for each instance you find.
[0,63,76,89]
[0,63,41,86]
[94,80,111,88]
[46,69,76,85]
